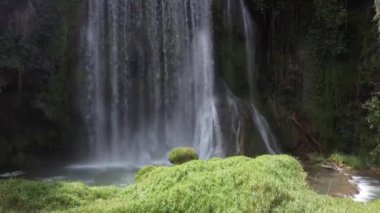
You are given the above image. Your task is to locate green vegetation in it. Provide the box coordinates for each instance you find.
[368,145,380,167]
[0,0,83,169]
[0,180,119,212]
[1,155,380,212]
[363,96,380,133]
[308,152,369,170]
[328,153,365,169]
[250,0,380,161]
[362,96,380,166]
[168,147,199,165]
[295,0,356,150]
[134,165,158,182]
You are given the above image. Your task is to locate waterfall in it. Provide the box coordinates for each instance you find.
[239,0,255,101]
[239,0,280,154]
[80,0,223,164]
[250,105,280,154]
[79,0,279,165]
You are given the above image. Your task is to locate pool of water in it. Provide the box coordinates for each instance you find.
[0,162,159,186]
[305,164,380,202]
[27,163,139,186]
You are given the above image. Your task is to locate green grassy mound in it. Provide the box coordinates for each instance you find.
[0,155,379,212]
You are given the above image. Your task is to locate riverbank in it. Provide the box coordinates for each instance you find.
[0,155,380,212]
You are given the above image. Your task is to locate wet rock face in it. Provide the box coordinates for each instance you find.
[0,0,36,37]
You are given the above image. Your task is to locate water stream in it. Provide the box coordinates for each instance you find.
[305,165,380,202]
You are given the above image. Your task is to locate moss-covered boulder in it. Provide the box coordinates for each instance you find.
[168,147,199,165]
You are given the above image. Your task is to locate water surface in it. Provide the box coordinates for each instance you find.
[305,165,380,202]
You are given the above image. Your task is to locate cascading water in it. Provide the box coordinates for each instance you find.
[80,0,223,164]
[238,0,280,154]
[250,106,280,154]
[239,0,255,101]
[79,0,279,165]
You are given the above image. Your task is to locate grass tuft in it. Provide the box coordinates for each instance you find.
[328,153,365,169]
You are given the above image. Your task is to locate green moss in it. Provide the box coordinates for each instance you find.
[134,166,159,182]
[0,180,119,212]
[168,147,199,165]
[1,155,380,212]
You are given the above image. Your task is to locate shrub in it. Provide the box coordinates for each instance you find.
[368,145,380,167]
[363,96,380,133]
[328,153,364,169]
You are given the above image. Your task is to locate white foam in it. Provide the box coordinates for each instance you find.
[351,176,380,202]
[65,160,169,170]
[0,171,24,178]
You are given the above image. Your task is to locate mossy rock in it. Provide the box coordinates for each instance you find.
[168,147,199,165]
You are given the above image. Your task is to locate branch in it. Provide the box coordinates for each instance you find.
[290,113,329,155]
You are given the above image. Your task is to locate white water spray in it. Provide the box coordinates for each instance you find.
[80,0,223,164]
